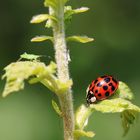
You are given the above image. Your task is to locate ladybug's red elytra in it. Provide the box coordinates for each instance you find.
[86,75,119,104]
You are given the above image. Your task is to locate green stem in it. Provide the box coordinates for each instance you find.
[49,1,74,140]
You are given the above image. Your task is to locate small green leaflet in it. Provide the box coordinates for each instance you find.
[117,81,134,100]
[74,130,95,139]
[64,6,89,28]
[30,14,56,24]
[121,110,138,136]
[52,100,62,117]
[75,104,92,129]
[67,36,94,43]
[73,7,89,14]
[31,36,53,42]
[64,6,89,20]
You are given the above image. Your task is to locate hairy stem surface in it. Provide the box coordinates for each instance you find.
[49,1,74,140]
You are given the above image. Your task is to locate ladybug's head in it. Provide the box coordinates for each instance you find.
[86,87,97,105]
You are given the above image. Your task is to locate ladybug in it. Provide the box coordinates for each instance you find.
[86,75,119,104]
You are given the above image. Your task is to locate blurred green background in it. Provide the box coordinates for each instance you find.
[0,0,140,140]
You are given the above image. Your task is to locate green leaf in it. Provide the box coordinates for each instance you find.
[117,81,134,100]
[67,36,94,43]
[2,59,73,97]
[75,105,92,129]
[2,61,56,97]
[20,52,42,60]
[72,7,89,14]
[30,14,56,24]
[52,100,62,117]
[64,6,89,19]
[90,98,140,136]
[121,110,138,136]
[64,6,89,27]
[74,130,95,139]
[31,36,53,42]
[90,98,140,113]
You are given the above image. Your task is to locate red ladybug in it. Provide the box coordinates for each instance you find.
[86,75,119,104]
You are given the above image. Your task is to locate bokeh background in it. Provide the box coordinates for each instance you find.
[0,0,140,140]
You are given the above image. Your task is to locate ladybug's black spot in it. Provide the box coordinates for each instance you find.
[103,85,108,90]
[91,86,94,92]
[112,78,118,84]
[111,86,115,91]
[97,82,102,87]
[105,92,110,97]
[104,77,110,83]
[89,84,92,88]
[109,83,113,86]
[98,93,102,97]
[94,79,98,84]
[95,90,98,93]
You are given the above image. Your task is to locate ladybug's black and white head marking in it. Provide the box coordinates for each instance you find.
[86,86,96,104]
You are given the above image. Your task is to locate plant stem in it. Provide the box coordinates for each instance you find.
[49,1,74,140]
